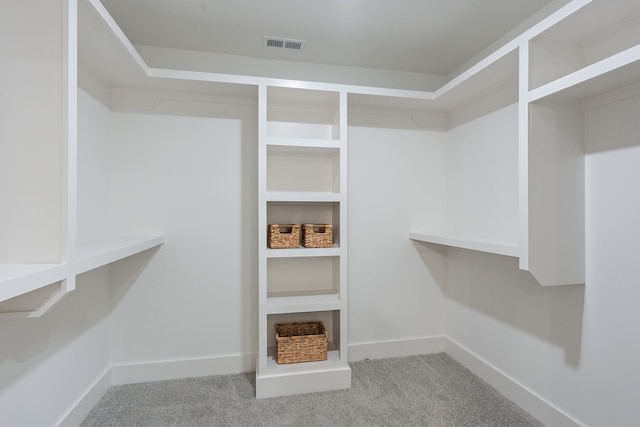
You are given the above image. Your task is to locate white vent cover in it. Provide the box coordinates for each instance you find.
[263,36,305,51]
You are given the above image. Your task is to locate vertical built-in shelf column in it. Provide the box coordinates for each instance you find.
[256,84,350,398]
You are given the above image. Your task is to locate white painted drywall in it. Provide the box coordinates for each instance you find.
[348,125,447,349]
[105,98,448,368]
[446,103,519,245]
[444,93,640,426]
[77,90,111,243]
[107,104,259,365]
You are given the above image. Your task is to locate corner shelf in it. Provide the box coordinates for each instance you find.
[0,236,164,316]
[409,232,519,258]
[75,236,165,275]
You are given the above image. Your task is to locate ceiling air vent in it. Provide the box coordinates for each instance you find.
[264,36,305,51]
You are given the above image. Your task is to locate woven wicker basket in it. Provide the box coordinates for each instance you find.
[302,224,333,248]
[275,321,328,364]
[268,224,300,248]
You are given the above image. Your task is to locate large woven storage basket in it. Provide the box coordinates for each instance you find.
[302,223,333,248]
[275,321,328,364]
[268,224,300,248]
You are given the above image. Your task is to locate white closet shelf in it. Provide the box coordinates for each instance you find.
[264,344,344,373]
[266,245,340,258]
[0,263,69,303]
[75,236,165,274]
[265,292,341,314]
[409,232,519,258]
[528,45,640,102]
[266,192,341,202]
[266,137,340,149]
[0,236,164,313]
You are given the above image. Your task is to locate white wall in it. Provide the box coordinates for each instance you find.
[348,124,448,356]
[446,103,519,245]
[106,103,259,371]
[77,90,111,242]
[444,94,640,427]
[104,98,449,371]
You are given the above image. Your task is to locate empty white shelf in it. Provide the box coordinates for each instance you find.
[409,232,519,258]
[265,292,341,314]
[266,191,341,202]
[266,137,341,149]
[75,236,165,274]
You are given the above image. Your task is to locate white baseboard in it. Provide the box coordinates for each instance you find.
[56,368,111,427]
[110,353,256,386]
[57,338,583,427]
[348,335,446,361]
[445,338,583,427]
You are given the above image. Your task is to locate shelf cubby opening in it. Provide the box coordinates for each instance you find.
[267,145,340,194]
[265,310,342,368]
[267,201,340,247]
[267,256,339,298]
[267,86,341,141]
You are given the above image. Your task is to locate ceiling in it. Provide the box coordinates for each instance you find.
[99,0,561,77]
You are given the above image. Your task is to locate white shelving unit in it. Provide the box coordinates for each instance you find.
[408,0,640,286]
[0,0,165,317]
[521,0,640,286]
[4,0,635,396]
[256,85,350,398]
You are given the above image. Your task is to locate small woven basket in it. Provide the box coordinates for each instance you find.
[275,321,328,364]
[302,224,333,248]
[268,224,300,248]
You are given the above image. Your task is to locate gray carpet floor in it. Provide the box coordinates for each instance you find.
[81,353,543,426]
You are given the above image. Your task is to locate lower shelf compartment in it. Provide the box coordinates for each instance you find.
[266,342,341,371]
